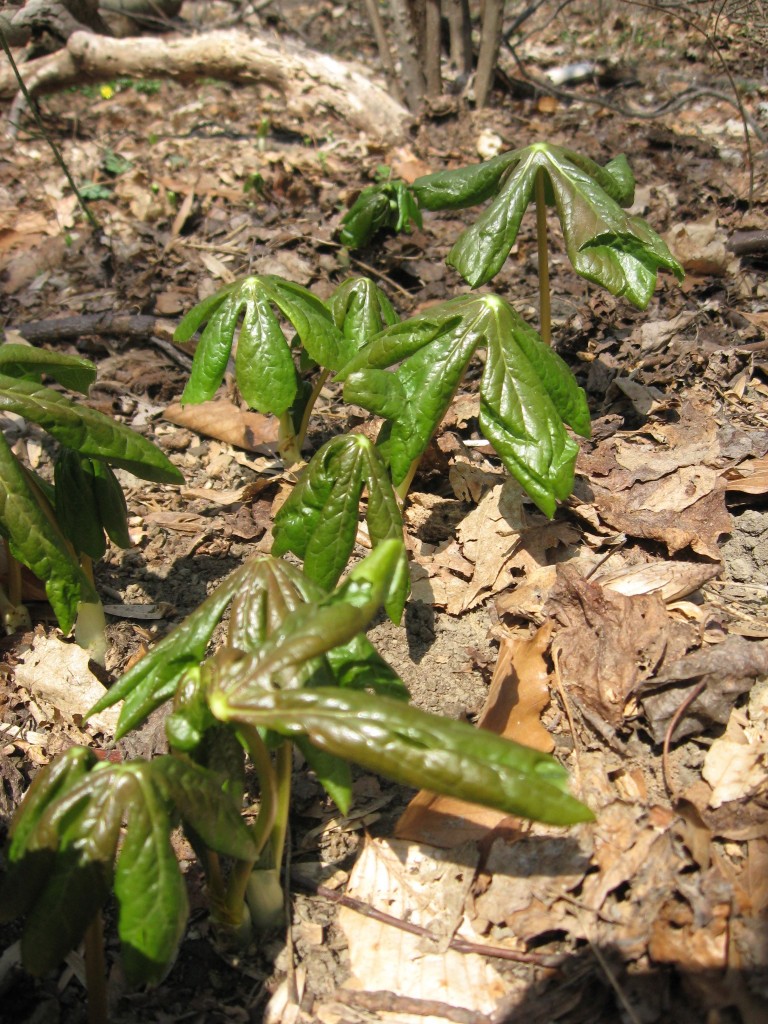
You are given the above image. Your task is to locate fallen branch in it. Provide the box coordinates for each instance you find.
[1,28,412,143]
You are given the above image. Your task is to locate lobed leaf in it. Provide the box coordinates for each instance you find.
[327,276,399,346]
[208,687,593,826]
[444,143,683,303]
[178,276,352,414]
[339,294,591,517]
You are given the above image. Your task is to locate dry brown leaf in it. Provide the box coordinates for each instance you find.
[595,559,720,602]
[338,837,516,1020]
[164,399,279,451]
[13,635,120,735]
[545,564,693,733]
[664,216,737,276]
[590,479,731,559]
[725,456,768,496]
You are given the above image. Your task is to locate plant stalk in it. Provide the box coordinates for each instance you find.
[84,912,108,1024]
[295,369,330,454]
[535,167,552,345]
[277,412,303,466]
[394,456,421,506]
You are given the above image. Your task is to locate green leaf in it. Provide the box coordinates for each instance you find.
[413,150,520,210]
[339,293,590,517]
[0,343,97,394]
[0,434,95,632]
[208,542,407,699]
[177,276,353,414]
[294,737,353,814]
[0,747,96,923]
[112,768,188,986]
[153,756,257,862]
[0,373,183,484]
[209,687,593,826]
[2,753,191,985]
[338,181,422,248]
[54,448,107,560]
[89,556,319,737]
[442,142,683,303]
[272,434,409,621]
[327,277,399,346]
[92,459,131,548]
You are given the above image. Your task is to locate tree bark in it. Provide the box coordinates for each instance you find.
[475,0,505,107]
[0,28,412,142]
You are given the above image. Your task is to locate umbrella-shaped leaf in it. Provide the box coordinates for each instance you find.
[442,143,682,302]
[0,372,183,484]
[177,276,353,414]
[339,293,590,517]
[0,434,96,632]
[272,434,409,621]
[208,687,592,827]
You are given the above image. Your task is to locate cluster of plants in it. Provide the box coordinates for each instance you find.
[1,141,681,1016]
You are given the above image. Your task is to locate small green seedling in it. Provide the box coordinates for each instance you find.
[0,343,183,656]
[0,541,591,1005]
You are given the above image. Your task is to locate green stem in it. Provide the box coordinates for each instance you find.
[394,456,421,506]
[295,369,330,453]
[0,29,101,232]
[4,539,22,608]
[535,167,551,346]
[269,741,293,871]
[83,913,108,1024]
[277,412,303,466]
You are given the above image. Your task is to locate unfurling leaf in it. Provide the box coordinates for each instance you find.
[272,434,409,620]
[338,181,422,248]
[339,293,590,517]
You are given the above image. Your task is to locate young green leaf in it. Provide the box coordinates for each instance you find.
[207,542,408,700]
[0,372,183,484]
[0,343,97,394]
[271,434,409,621]
[54,448,108,560]
[176,276,353,414]
[327,276,400,344]
[339,293,590,517]
[0,434,97,632]
[338,181,422,249]
[209,687,592,826]
[438,142,683,301]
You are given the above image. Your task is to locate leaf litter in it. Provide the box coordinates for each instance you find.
[1,2,768,1022]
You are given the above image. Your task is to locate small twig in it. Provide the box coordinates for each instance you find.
[305,880,564,967]
[334,988,493,1024]
[0,29,101,230]
[661,678,708,797]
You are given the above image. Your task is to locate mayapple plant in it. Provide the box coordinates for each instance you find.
[0,541,592,1013]
[175,144,682,609]
[0,343,183,659]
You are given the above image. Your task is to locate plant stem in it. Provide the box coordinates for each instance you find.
[394,456,421,506]
[535,167,551,346]
[295,369,330,454]
[83,913,108,1024]
[277,412,302,466]
[269,741,293,871]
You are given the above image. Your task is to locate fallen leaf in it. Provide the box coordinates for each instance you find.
[13,634,120,735]
[164,399,279,450]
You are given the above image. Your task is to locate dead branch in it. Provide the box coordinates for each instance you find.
[0,27,412,142]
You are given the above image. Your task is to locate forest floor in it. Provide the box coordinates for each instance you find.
[1,2,768,1022]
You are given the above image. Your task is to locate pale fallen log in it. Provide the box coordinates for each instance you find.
[1,28,412,143]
